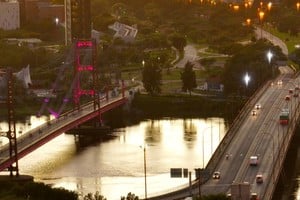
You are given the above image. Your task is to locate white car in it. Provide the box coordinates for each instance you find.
[255,104,261,110]
[252,110,257,116]
[212,171,221,179]
[256,174,263,183]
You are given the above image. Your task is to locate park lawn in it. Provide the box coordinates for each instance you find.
[267,26,300,52]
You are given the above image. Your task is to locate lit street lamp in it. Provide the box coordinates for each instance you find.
[267,2,272,11]
[244,72,250,87]
[258,11,265,38]
[244,72,251,96]
[141,60,145,81]
[55,17,59,26]
[246,18,251,26]
[267,50,274,77]
[297,2,300,11]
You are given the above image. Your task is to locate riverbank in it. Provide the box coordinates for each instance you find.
[130,93,243,118]
[98,93,245,130]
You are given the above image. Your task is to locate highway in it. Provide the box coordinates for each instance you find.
[148,66,300,200]
[202,65,300,198]
[201,67,295,197]
[149,26,296,200]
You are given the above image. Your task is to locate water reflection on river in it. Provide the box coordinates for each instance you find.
[0,117,226,200]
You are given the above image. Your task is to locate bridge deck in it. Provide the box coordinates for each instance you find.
[0,96,127,172]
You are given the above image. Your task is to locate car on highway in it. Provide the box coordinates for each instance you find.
[212,171,221,179]
[250,193,258,200]
[250,156,258,166]
[294,93,299,97]
[289,89,294,94]
[256,174,263,184]
[252,110,257,116]
[285,95,291,101]
[277,80,283,85]
[255,104,261,110]
[295,86,300,90]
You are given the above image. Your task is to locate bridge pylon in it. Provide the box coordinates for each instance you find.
[73,39,101,123]
[1,68,19,176]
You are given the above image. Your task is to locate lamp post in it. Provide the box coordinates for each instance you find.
[140,145,147,200]
[297,2,300,11]
[55,17,59,26]
[202,125,219,167]
[198,124,219,198]
[258,11,265,39]
[267,2,272,11]
[244,72,251,96]
[267,50,274,77]
[246,18,251,26]
[141,60,145,83]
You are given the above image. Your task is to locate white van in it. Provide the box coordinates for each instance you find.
[250,156,258,166]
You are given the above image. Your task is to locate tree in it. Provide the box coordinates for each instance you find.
[221,41,285,96]
[83,191,107,200]
[181,61,197,96]
[170,35,187,52]
[142,61,162,96]
[289,48,300,67]
[120,192,139,200]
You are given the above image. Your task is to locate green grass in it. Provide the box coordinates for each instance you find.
[266,25,300,53]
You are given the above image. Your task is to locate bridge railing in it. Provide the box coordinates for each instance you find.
[0,93,128,172]
[203,81,272,183]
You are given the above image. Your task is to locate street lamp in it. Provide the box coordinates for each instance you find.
[55,17,59,26]
[233,5,239,11]
[246,18,251,26]
[244,72,250,87]
[267,50,274,77]
[140,145,147,200]
[141,60,145,82]
[202,125,219,167]
[297,2,300,11]
[258,11,265,38]
[267,2,272,11]
[244,72,251,96]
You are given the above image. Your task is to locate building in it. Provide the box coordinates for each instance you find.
[0,0,20,30]
[203,76,224,92]
[108,21,138,43]
[65,0,91,46]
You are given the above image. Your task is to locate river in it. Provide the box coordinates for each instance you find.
[0,116,226,200]
[2,115,300,200]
